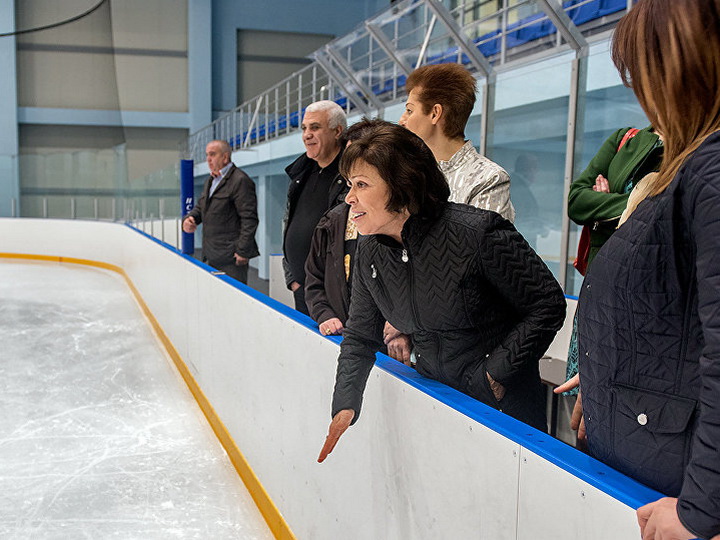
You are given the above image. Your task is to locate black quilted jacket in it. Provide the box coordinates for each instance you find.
[578,132,720,539]
[331,203,566,431]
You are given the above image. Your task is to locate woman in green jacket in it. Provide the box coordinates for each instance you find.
[568,126,663,265]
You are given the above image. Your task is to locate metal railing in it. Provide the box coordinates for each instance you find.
[181,0,629,161]
[2,195,186,251]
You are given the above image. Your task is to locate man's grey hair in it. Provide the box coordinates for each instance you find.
[208,139,232,156]
[305,100,347,130]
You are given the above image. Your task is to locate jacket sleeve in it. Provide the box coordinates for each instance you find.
[466,168,516,223]
[567,128,632,225]
[282,258,296,289]
[478,213,567,385]
[330,244,385,424]
[232,173,259,258]
[281,187,298,288]
[304,223,337,324]
[676,166,720,540]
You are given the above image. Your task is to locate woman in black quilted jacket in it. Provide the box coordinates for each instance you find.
[318,123,566,462]
[572,1,720,538]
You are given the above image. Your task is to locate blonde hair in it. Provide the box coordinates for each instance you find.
[613,0,720,223]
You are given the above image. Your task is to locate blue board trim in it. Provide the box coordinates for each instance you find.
[128,223,663,510]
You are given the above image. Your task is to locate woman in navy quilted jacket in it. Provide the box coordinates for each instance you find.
[317,123,566,462]
[574,0,720,538]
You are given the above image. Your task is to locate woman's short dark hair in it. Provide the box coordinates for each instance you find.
[341,117,393,146]
[340,123,450,219]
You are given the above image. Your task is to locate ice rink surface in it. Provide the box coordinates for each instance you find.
[0,261,273,539]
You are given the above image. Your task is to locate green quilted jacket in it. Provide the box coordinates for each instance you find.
[568,126,660,265]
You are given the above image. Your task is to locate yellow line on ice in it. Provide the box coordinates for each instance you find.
[0,252,296,540]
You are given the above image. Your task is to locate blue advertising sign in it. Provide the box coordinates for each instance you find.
[180,159,195,254]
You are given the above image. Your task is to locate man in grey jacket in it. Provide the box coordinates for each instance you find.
[183,139,259,284]
[399,63,515,222]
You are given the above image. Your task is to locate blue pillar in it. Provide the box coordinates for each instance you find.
[0,0,20,217]
[180,159,195,254]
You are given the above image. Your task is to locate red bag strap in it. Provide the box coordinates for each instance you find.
[617,127,640,152]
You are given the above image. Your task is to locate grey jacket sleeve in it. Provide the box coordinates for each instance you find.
[282,258,296,289]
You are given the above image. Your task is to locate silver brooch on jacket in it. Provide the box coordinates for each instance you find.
[371,264,377,278]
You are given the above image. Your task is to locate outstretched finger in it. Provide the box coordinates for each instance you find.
[554,373,580,394]
[318,433,340,463]
[317,410,354,463]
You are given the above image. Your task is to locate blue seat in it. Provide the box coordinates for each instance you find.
[565,0,600,25]
[288,111,301,128]
[476,28,501,57]
[505,11,549,48]
[598,0,626,16]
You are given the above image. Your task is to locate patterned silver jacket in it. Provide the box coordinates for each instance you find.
[439,141,515,222]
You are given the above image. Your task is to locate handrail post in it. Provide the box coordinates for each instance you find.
[243,96,264,148]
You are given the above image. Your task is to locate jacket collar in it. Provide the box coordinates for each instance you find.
[285,148,343,181]
[375,207,445,250]
[438,141,474,175]
[207,164,235,196]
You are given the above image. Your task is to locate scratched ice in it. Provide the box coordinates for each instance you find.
[0,261,273,539]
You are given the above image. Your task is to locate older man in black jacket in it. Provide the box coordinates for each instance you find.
[183,139,259,284]
[282,100,347,315]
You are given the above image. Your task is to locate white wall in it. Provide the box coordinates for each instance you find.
[0,218,663,540]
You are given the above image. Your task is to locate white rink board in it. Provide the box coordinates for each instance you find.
[0,218,662,540]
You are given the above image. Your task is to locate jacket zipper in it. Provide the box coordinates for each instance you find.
[403,246,447,381]
[402,247,421,327]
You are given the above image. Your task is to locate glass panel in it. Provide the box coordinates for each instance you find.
[18,148,180,225]
[565,42,647,295]
[488,53,574,282]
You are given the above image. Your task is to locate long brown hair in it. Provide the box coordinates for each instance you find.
[613,0,720,221]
